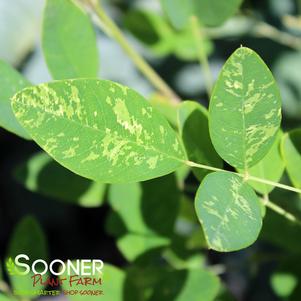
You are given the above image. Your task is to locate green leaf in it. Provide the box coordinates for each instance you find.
[14,152,106,207]
[6,216,48,295]
[42,0,98,79]
[160,0,193,30]
[117,234,169,262]
[281,129,301,189]
[193,0,243,27]
[124,10,174,57]
[178,101,222,181]
[149,94,179,128]
[149,268,220,301]
[101,265,125,301]
[271,272,298,298]
[0,60,31,139]
[209,47,282,170]
[261,210,301,254]
[12,79,186,183]
[60,263,124,301]
[124,10,213,61]
[240,131,285,194]
[195,172,262,252]
[161,0,243,29]
[108,174,180,237]
[0,295,14,301]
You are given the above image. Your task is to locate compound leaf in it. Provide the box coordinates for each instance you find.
[195,172,262,252]
[178,101,222,181]
[0,60,31,139]
[12,79,186,183]
[42,0,98,79]
[281,129,301,189]
[209,47,281,170]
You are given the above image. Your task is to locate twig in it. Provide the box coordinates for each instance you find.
[186,160,301,194]
[261,197,301,225]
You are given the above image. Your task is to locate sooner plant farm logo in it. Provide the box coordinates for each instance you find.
[6,254,104,297]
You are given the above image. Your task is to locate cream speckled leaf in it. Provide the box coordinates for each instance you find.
[240,131,285,195]
[209,47,281,170]
[42,0,98,79]
[12,79,186,183]
[195,172,262,252]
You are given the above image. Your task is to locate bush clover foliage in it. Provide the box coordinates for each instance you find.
[1,0,301,300]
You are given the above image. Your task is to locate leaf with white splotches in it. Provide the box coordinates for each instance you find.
[209,47,281,170]
[281,129,301,189]
[0,60,30,139]
[161,0,243,29]
[239,131,285,195]
[42,0,98,79]
[195,172,262,252]
[12,79,186,183]
[14,152,106,207]
[178,101,222,181]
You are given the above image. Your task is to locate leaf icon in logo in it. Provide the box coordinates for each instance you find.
[5,257,17,276]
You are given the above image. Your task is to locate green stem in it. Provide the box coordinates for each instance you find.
[186,160,301,194]
[186,160,301,224]
[205,18,301,51]
[84,0,181,104]
[190,16,213,98]
[261,197,301,225]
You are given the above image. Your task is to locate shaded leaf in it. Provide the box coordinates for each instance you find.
[149,268,220,301]
[60,262,124,301]
[42,0,98,79]
[195,172,262,252]
[117,234,169,262]
[12,79,186,183]
[209,47,281,170]
[124,10,173,56]
[14,152,106,207]
[161,0,243,29]
[108,174,180,237]
[271,273,298,298]
[149,94,178,128]
[240,131,285,194]
[178,101,222,181]
[6,216,48,295]
[0,60,30,139]
[261,210,301,254]
[281,129,301,189]
[125,10,213,61]
[0,295,14,301]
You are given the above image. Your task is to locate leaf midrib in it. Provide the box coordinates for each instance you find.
[16,101,185,164]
